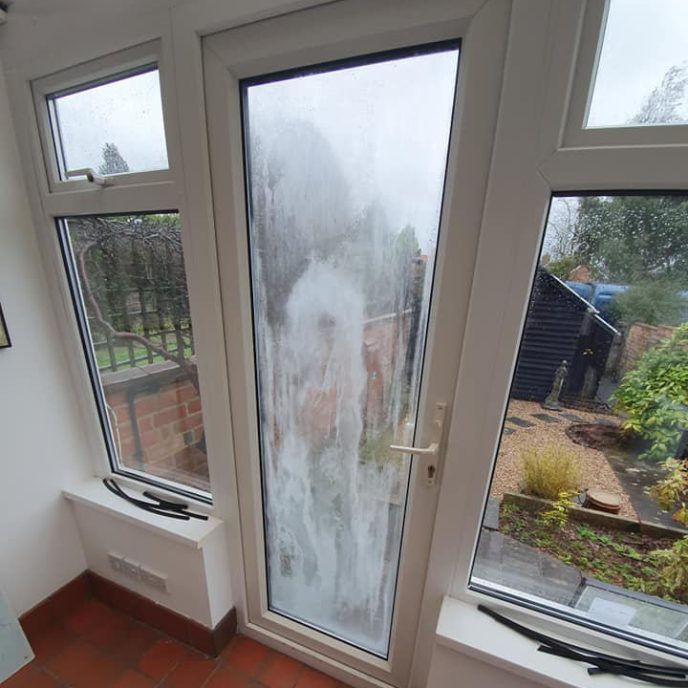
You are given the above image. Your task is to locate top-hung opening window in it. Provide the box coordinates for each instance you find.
[34,43,170,190]
[587,0,688,128]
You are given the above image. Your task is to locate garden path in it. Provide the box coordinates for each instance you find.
[491,400,636,518]
[473,525,582,606]
[604,450,688,532]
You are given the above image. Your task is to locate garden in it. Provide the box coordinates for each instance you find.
[483,320,688,611]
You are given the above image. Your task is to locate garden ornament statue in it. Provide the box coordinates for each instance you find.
[543,359,568,411]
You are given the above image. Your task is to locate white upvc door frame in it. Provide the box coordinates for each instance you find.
[418,0,688,681]
[202,0,511,685]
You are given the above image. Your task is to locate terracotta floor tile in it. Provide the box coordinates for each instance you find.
[44,638,104,685]
[204,666,249,688]
[137,638,187,680]
[162,655,217,688]
[71,653,125,688]
[258,653,304,688]
[110,621,162,664]
[224,636,271,677]
[63,599,116,636]
[1,591,354,688]
[30,623,77,662]
[294,667,338,688]
[112,669,157,688]
[84,611,132,651]
[14,670,62,688]
[1,663,42,688]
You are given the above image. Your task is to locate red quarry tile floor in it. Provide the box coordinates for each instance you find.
[2,600,353,688]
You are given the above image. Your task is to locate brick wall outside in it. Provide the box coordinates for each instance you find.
[363,312,411,434]
[102,362,208,490]
[618,322,675,378]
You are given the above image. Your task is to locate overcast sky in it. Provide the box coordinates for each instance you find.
[56,68,168,175]
[588,0,688,126]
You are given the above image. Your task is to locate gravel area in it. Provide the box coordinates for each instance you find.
[490,399,638,519]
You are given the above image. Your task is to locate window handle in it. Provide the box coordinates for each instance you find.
[389,442,438,456]
[65,167,110,186]
[389,402,446,485]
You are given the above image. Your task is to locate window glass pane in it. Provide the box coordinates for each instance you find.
[49,68,168,178]
[243,45,458,656]
[587,0,688,127]
[61,212,209,494]
[472,194,688,654]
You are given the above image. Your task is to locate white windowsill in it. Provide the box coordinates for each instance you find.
[436,596,678,688]
[63,479,224,549]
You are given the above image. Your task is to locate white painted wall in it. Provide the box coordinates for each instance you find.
[0,60,90,616]
[428,644,547,688]
[70,499,232,627]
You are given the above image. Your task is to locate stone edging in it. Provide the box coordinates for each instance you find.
[502,491,686,540]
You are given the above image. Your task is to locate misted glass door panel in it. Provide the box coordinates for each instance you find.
[242,45,459,656]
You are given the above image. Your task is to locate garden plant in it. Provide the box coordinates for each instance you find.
[613,323,688,461]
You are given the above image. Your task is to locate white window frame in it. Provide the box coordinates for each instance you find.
[24,39,217,504]
[564,0,688,148]
[32,41,173,193]
[419,0,688,680]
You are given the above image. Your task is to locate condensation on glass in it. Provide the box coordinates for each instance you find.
[47,67,169,179]
[587,0,688,127]
[60,213,209,494]
[471,194,688,655]
[241,45,459,656]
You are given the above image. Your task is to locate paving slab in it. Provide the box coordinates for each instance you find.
[531,412,560,423]
[595,416,618,427]
[604,449,688,531]
[561,412,585,423]
[473,529,582,606]
[483,497,500,530]
[506,415,536,429]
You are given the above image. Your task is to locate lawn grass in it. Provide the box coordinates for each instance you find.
[499,503,683,603]
[95,342,193,371]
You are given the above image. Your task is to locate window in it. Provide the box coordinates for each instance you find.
[471,193,688,655]
[31,45,210,500]
[587,0,688,128]
[45,66,168,180]
[60,212,209,495]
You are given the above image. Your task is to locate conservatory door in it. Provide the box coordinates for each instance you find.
[203,0,510,684]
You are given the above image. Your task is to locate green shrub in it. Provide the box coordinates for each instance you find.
[611,280,685,327]
[546,256,579,281]
[649,458,688,526]
[538,490,576,528]
[612,323,688,461]
[644,537,688,601]
[521,446,580,501]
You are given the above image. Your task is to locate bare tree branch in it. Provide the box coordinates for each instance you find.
[76,240,199,390]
